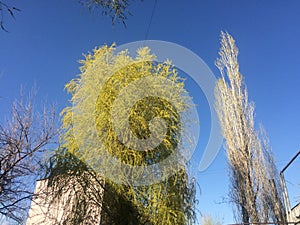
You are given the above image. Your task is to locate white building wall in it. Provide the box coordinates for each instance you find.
[26,177,103,225]
[288,203,300,224]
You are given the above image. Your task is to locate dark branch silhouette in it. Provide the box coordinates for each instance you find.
[0,1,20,32]
[0,89,57,223]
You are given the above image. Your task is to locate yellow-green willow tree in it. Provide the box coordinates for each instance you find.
[215,32,286,223]
[46,44,196,225]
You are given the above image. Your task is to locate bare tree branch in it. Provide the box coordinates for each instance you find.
[0,89,58,223]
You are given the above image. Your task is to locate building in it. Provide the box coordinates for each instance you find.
[26,174,104,225]
[288,203,300,224]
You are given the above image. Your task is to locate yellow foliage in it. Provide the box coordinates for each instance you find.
[59,44,196,225]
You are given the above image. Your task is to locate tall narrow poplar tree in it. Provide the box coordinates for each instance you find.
[215,32,286,223]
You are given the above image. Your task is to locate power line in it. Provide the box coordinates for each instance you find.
[280,149,300,174]
[144,0,158,40]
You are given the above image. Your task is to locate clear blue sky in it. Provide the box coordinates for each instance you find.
[0,0,300,224]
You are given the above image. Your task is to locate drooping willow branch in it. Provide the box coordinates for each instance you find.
[0,1,20,31]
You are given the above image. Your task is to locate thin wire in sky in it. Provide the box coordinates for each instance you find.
[145,0,158,40]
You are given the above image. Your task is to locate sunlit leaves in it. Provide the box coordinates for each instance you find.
[55,44,197,224]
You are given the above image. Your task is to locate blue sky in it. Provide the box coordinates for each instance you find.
[0,0,300,224]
